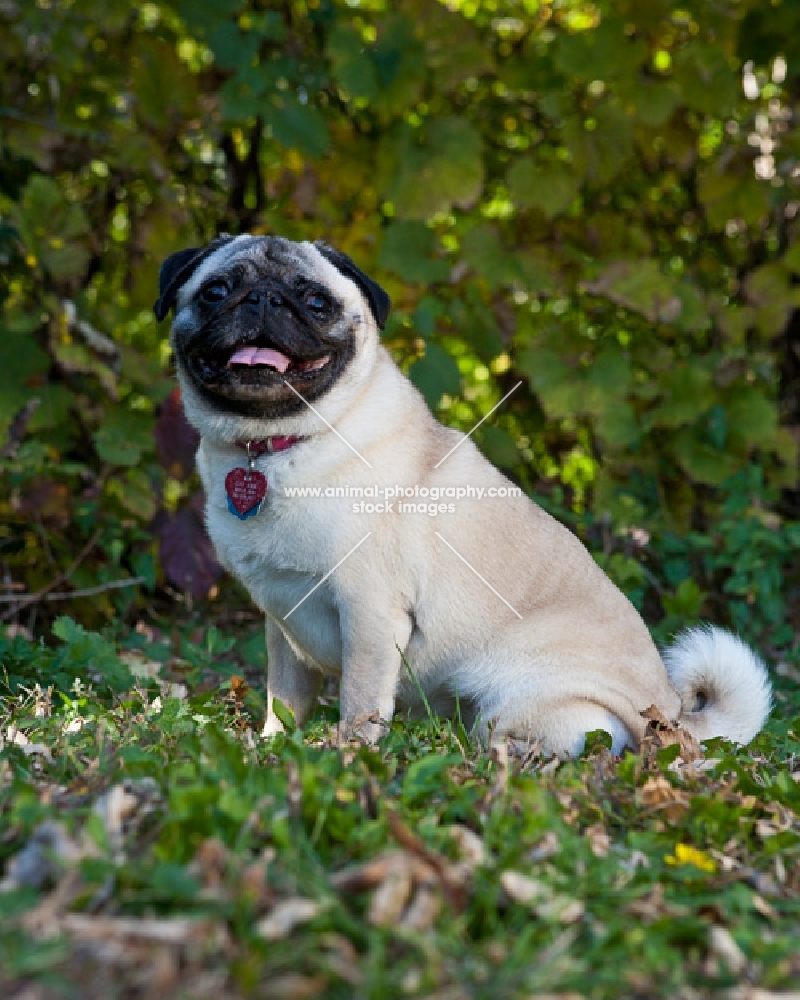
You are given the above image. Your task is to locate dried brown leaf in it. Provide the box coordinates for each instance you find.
[386,809,468,908]
[368,858,415,927]
[92,779,160,861]
[255,898,327,941]
[331,851,409,894]
[637,775,689,823]
[490,740,509,796]
[641,704,703,763]
[397,884,441,931]
[625,884,684,922]
[751,893,779,920]
[584,823,611,858]
[708,925,747,975]
[500,871,583,924]
[189,838,230,891]
[59,914,227,948]
[317,933,362,986]
[448,824,486,869]
[526,830,560,862]
[14,477,72,528]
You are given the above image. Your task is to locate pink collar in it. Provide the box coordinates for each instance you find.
[236,436,300,457]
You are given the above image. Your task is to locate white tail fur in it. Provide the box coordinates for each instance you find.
[662,625,772,744]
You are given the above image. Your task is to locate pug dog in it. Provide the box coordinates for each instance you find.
[154,234,772,755]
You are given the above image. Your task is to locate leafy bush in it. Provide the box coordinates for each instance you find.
[0,0,797,652]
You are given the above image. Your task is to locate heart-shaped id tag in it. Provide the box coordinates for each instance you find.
[225,467,267,519]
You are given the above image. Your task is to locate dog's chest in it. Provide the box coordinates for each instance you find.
[203,458,347,671]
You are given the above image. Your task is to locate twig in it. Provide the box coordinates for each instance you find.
[0,107,106,140]
[42,577,146,601]
[1,398,40,459]
[0,577,145,604]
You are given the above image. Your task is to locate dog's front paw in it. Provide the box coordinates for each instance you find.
[261,715,285,739]
[338,711,387,745]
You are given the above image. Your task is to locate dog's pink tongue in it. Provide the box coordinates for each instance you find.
[228,347,292,373]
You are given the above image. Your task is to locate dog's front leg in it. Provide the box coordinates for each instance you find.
[261,618,322,737]
[338,603,412,743]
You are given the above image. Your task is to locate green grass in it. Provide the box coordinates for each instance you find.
[1,621,799,999]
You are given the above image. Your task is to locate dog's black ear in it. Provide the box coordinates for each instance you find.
[153,235,236,322]
[314,241,391,330]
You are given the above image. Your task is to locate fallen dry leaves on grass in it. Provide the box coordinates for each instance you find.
[640,704,704,764]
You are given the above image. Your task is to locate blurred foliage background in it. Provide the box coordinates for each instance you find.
[0,0,798,658]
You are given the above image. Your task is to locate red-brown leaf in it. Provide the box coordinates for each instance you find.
[155,387,199,481]
[158,504,221,598]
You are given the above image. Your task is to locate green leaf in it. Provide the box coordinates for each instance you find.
[271,698,296,733]
[378,222,449,283]
[586,346,632,397]
[646,364,716,429]
[594,403,640,449]
[585,259,681,324]
[554,18,647,81]
[52,617,134,693]
[424,4,494,91]
[563,104,634,186]
[582,729,613,755]
[408,342,462,409]
[448,293,505,361]
[697,168,770,231]
[107,467,158,521]
[517,348,583,419]
[507,159,580,218]
[381,116,484,220]
[0,329,50,388]
[517,250,562,294]
[402,753,461,804]
[132,37,196,128]
[13,176,90,280]
[479,425,519,468]
[671,429,741,485]
[662,578,706,619]
[326,24,378,103]
[27,386,74,432]
[207,22,261,71]
[725,389,778,451]
[413,296,448,338]
[265,97,330,159]
[93,407,154,466]
[460,224,521,287]
[630,81,680,127]
[373,12,426,115]
[673,42,738,116]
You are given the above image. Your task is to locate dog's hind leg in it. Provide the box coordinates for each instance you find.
[261,618,322,737]
[483,698,634,758]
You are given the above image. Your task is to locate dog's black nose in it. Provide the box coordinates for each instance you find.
[245,289,284,308]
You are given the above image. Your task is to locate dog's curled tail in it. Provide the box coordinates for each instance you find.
[663,625,772,745]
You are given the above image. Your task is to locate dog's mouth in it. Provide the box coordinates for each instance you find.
[226,341,331,376]
[188,335,334,388]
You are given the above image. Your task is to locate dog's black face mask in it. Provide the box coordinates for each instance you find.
[154,236,390,420]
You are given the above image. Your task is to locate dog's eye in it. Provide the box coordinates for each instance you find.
[305,291,328,312]
[201,281,230,303]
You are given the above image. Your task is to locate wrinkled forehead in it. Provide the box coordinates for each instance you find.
[177,235,359,308]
